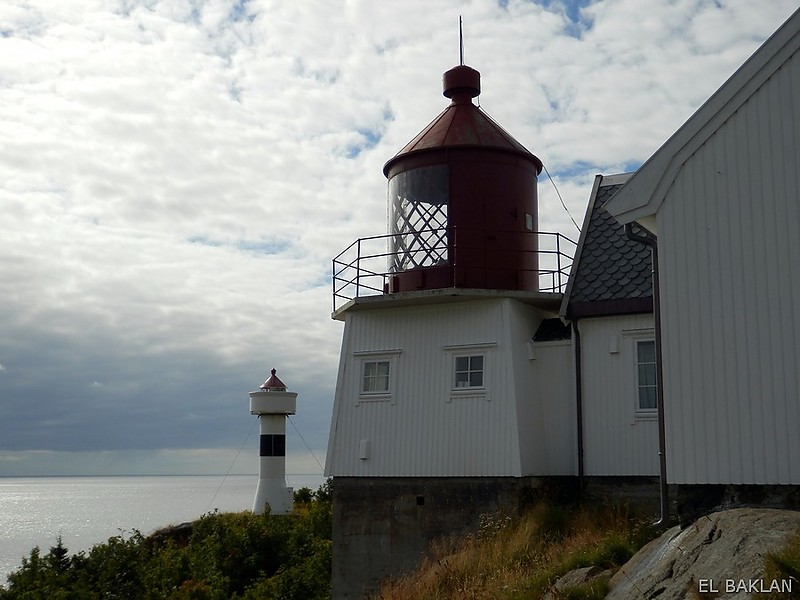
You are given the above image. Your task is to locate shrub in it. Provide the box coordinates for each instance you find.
[0,482,332,600]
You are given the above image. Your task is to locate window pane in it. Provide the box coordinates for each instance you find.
[469,372,483,387]
[635,340,657,411]
[455,356,469,372]
[455,372,470,387]
[470,355,483,371]
[638,364,656,386]
[639,387,657,410]
[637,340,655,363]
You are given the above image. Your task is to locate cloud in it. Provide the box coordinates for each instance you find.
[0,0,796,474]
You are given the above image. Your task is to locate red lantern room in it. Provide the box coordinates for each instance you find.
[382,63,543,293]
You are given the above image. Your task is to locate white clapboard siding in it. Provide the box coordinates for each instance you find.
[604,10,800,485]
[505,301,559,475]
[658,47,800,484]
[530,338,577,475]
[325,297,556,477]
[578,315,659,476]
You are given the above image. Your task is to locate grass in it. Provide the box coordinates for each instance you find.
[761,531,800,599]
[373,501,657,600]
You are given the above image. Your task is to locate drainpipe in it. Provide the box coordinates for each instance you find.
[624,223,668,528]
[572,320,585,496]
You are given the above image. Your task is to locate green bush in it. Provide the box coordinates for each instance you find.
[0,482,332,600]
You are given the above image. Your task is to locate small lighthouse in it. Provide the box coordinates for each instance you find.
[249,368,296,515]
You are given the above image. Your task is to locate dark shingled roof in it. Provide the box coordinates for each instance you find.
[565,176,653,318]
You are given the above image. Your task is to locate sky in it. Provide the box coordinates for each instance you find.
[0,0,796,481]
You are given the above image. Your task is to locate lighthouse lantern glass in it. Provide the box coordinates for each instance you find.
[388,165,449,272]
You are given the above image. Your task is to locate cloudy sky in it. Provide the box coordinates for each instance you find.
[1,0,796,480]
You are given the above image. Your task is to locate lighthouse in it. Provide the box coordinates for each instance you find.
[249,368,296,515]
[326,59,575,597]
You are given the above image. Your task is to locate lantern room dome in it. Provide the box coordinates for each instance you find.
[260,368,287,391]
[383,64,542,177]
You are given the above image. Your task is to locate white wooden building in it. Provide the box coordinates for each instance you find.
[560,173,658,478]
[606,7,800,486]
[326,292,578,478]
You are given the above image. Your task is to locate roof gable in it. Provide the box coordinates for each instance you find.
[606,7,800,225]
[561,173,652,319]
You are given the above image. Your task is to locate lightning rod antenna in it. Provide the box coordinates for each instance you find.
[459,15,464,65]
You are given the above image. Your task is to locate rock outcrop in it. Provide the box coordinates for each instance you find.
[606,508,800,599]
[543,565,613,599]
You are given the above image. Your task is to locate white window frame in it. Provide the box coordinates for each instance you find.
[354,350,401,404]
[635,339,657,414]
[443,342,496,402]
[453,354,485,390]
[362,360,391,394]
[621,329,657,418]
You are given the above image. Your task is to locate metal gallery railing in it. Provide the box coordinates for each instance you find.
[332,227,576,313]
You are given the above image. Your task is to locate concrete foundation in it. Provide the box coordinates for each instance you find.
[676,484,800,527]
[331,477,546,599]
[330,475,670,599]
[582,476,666,515]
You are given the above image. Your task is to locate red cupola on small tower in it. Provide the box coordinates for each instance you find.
[383,63,543,293]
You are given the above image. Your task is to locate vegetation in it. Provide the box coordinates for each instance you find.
[0,481,332,600]
[7,478,797,600]
[373,501,657,600]
[762,531,800,599]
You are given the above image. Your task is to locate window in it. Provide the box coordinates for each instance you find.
[362,360,390,394]
[454,355,484,389]
[443,342,495,401]
[636,340,657,411]
[354,349,401,404]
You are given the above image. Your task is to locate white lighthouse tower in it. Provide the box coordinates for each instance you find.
[325,59,579,597]
[249,368,296,515]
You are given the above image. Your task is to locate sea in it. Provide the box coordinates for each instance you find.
[0,474,325,586]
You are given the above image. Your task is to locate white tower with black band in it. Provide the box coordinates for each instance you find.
[249,368,296,515]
